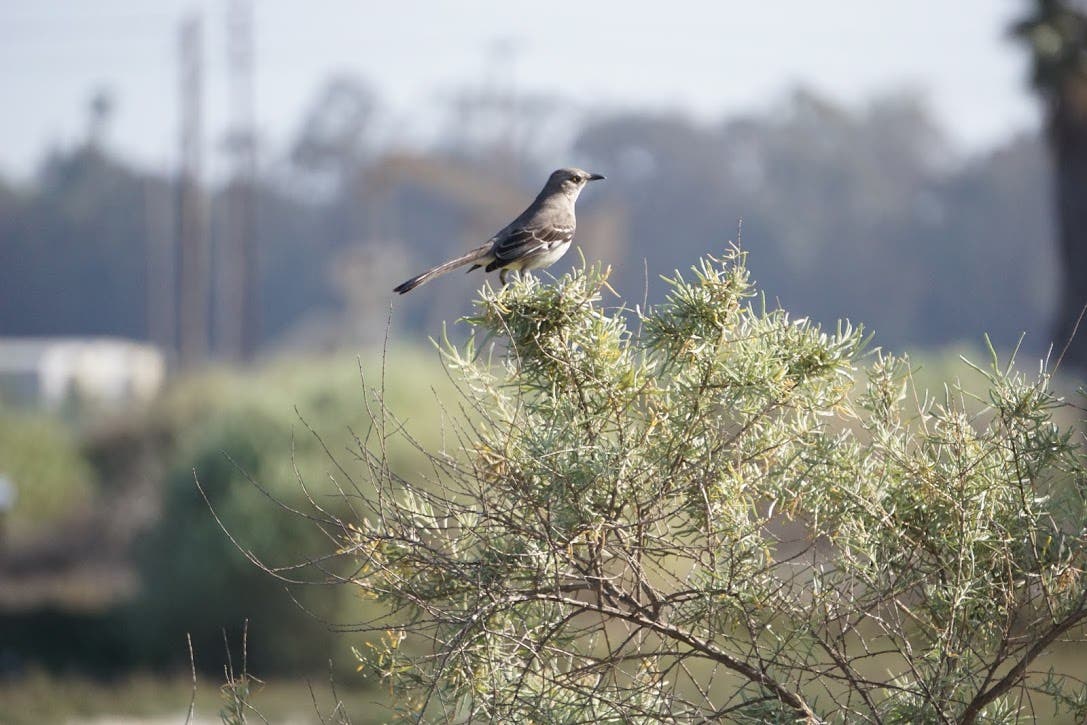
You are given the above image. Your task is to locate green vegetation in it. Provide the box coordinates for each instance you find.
[123,349,458,674]
[0,348,457,681]
[4,257,1085,722]
[0,406,97,541]
[319,252,1087,723]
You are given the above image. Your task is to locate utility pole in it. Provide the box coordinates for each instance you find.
[145,168,176,359]
[177,14,208,366]
[219,0,259,360]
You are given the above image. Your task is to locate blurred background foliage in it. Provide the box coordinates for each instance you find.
[125,348,455,674]
[0,348,455,688]
[0,86,1059,353]
[0,335,1020,666]
[0,407,96,538]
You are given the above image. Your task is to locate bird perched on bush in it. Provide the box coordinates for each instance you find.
[393,167,605,294]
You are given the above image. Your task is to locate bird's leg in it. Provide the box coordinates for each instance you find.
[499,268,509,286]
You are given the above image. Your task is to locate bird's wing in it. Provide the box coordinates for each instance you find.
[491,223,575,263]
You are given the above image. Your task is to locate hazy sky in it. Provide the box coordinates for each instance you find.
[0,0,1037,179]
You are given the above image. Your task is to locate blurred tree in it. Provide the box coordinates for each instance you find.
[119,351,455,674]
[289,74,378,197]
[574,90,1056,350]
[131,407,343,673]
[1016,0,1087,367]
[0,147,151,339]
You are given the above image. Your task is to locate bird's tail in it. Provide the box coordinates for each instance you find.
[393,244,491,294]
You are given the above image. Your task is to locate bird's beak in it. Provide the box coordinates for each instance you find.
[588,173,606,181]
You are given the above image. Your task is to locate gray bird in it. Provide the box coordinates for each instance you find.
[393,167,605,294]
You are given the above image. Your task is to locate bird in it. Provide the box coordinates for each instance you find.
[392,167,605,294]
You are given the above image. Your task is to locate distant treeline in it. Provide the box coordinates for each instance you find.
[0,82,1057,353]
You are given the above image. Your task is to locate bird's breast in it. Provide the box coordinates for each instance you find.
[519,240,572,271]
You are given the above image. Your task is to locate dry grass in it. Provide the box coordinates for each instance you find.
[0,669,393,725]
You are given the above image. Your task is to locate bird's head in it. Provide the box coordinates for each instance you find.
[547,167,606,199]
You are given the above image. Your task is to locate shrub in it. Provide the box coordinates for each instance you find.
[127,351,453,674]
[311,249,1087,723]
[0,407,96,540]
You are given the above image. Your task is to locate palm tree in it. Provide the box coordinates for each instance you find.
[1016,0,1087,367]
